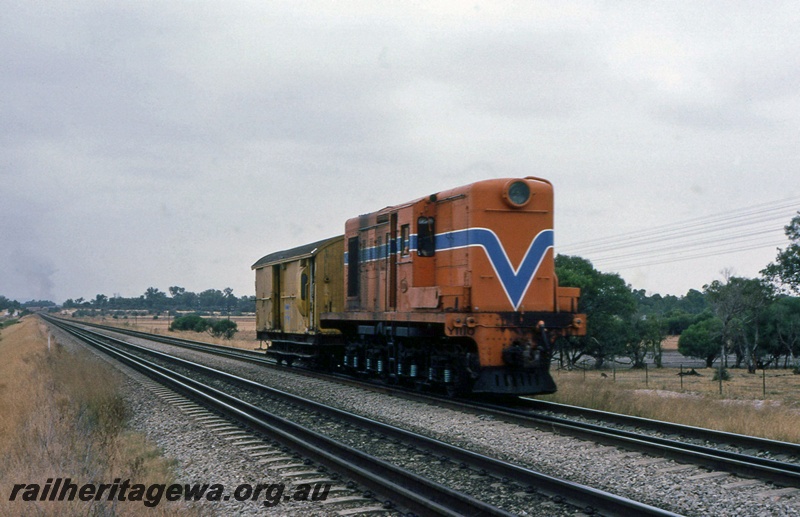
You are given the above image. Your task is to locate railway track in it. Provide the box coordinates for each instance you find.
[46,316,681,516]
[514,398,800,470]
[62,317,800,490]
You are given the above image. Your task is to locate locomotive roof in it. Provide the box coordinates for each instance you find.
[251,235,343,269]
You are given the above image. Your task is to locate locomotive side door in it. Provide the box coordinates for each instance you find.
[387,212,398,310]
[436,195,470,310]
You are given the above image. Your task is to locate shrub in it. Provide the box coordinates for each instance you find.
[169,314,210,333]
[210,319,238,339]
[713,368,730,381]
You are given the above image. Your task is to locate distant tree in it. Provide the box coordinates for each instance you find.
[631,288,707,337]
[679,316,724,367]
[704,274,773,373]
[621,317,648,368]
[144,287,168,312]
[680,289,709,314]
[223,287,235,314]
[762,296,800,371]
[633,290,680,317]
[168,286,198,310]
[555,255,637,368]
[0,296,22,312]
[237,295,256,313]
[664,310,696,335]
[625,315,667,368]
[198,289,225,310]
[65,286,249,313]
[762,212,800,295]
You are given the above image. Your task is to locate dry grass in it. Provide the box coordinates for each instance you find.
[545,367,800,443]
[0,317,198,516]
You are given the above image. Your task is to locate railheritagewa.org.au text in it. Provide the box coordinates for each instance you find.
[8,478,331,508]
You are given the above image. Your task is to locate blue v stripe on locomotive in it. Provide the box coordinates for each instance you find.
[343,227,553,311]
[436,228,554,311]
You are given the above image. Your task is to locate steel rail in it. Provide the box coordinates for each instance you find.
[518,398,800,458]
[58,317,800,488]
[48,316,682,517]
[49,318,513,517]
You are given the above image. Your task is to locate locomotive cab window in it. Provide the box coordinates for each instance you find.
[400,225,410,256]
[417,216,435,257]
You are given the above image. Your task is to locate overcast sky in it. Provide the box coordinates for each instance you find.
[2,1,799,304]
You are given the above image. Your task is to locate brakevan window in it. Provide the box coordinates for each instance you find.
[417,217,435,257]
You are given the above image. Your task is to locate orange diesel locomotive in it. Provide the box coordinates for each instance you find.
[252,177,584,395]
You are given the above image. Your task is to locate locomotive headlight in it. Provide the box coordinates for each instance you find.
[503,180,531,208]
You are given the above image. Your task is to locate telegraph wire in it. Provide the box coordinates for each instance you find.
[560,198,799,255]
[559,195,799,271]
[560,196,799,250]
[563,211,790,255]
[600,239,786,270]
[589,227,782,264]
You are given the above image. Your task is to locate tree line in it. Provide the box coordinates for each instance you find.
[0,297,57,319]
[62,286,255,315]
[554,212,800,372]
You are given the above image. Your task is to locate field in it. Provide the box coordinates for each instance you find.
[542,336,800,443]
[69,314,800,443]
[74,313,259,351]
[544,366,800,443]
[0,316,194,516]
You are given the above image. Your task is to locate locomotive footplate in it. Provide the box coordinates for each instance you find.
[445,311,583,336]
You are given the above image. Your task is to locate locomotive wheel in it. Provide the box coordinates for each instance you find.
[445,383,460,398]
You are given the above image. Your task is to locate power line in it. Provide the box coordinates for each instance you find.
[601,240,786,270]
[560,198,799,255]
[563,211,790,256]
[590,227,783,264]
[560,196,799,271]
